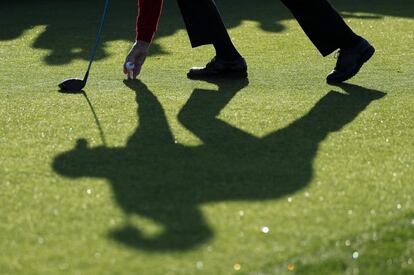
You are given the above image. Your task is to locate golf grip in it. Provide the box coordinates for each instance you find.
[84,0,111,81]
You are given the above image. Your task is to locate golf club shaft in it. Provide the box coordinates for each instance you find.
[83,0,111,82]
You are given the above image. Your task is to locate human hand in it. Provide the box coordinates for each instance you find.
[123,40,150,79]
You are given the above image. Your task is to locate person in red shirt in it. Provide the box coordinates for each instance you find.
[124,0,375,84]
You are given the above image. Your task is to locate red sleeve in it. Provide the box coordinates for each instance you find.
[136,0,163,42]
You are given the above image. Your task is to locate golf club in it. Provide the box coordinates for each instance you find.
[58,0,110,92]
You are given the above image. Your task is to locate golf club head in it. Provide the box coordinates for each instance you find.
[59,78,86,93]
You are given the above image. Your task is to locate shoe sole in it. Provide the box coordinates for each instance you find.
[187,70,248,80]
[327,46,375,84]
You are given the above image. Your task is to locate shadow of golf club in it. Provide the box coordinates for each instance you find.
[57,90,107,146]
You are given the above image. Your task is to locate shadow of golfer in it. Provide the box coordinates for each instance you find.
[53,80,385,251]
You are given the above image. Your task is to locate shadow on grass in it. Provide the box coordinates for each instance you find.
[53,80,385,251]
[58,89,108,146]
[1,0,413,65]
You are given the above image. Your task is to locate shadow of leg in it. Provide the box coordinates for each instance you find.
[258,85,386,195]
[178,78,255,148]
[333,83,386,100]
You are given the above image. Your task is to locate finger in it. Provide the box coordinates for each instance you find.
[123,60,130,74]
[133,55,147,79]
[132,64,142,79]
[123,53,136,74]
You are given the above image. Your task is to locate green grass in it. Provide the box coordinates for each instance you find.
[1,0,413,274]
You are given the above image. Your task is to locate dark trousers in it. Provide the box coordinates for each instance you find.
[176,0,359,56]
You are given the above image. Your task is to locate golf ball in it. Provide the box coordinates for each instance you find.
[126,62,135,70]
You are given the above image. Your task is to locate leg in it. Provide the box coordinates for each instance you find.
[280,0,375,83]
[280,0,360,56]
[176,0,240,60]
[176,0,247,78]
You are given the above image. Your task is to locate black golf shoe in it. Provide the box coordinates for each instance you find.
[187,57,248,79]
[327,38,375,84]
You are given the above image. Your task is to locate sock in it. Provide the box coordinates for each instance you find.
[341,35,363,50]
[213,38,242,61]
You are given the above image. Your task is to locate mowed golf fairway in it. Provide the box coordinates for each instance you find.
[1,0,413,274]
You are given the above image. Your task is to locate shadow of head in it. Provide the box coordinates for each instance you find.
[53,138,115,179]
